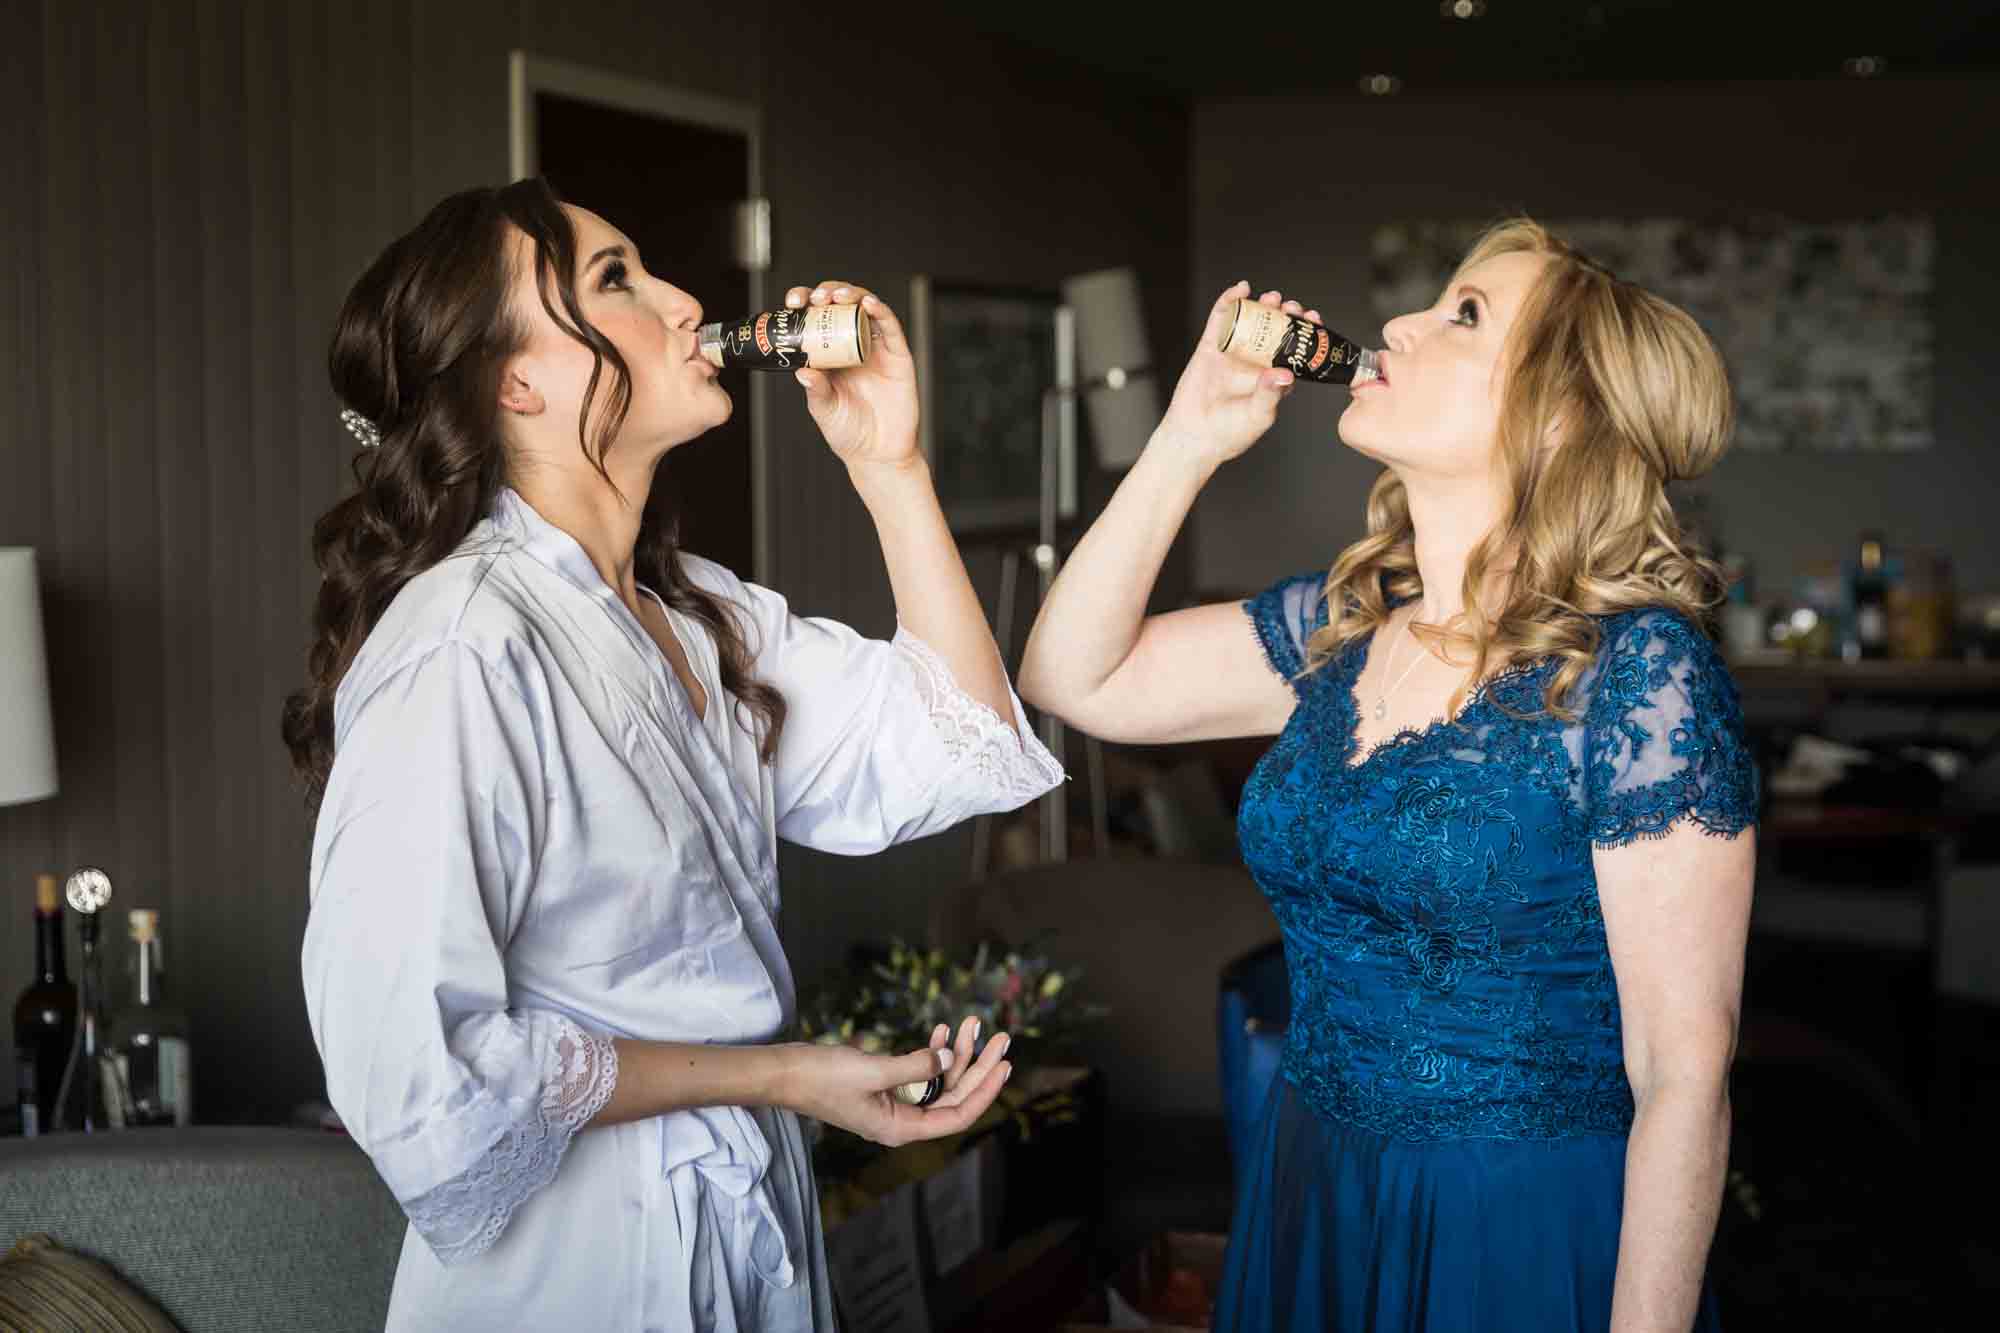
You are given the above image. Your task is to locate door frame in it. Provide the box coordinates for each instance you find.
[508,52,771,586]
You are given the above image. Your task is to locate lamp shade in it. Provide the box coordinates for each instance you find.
[1060,267,1163,471]
[0,548,59,807]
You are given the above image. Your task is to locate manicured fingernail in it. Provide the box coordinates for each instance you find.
[1002,1065,1013,1083]
[999,1034,1012,1055]
[811,288,826,300]
[786,292,802,307]
[969,1019,981,1043]
[937,1048,955,1070]
[934,1024,949,1044]
[834,286,851,300]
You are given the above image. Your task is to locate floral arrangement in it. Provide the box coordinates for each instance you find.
[798,937,1105,1064]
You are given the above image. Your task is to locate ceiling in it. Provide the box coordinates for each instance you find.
[943,0,2000,98]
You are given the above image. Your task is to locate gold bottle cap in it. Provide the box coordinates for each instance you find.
[892,1074,942,1107]
[35,873,59,914]
[128,908,159,942]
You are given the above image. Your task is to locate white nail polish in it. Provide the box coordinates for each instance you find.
[937,1048,954,1070]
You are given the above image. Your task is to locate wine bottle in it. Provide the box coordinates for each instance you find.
[1852,531,1890,661]
[104,909,192,1128]
[11,874,78,1136]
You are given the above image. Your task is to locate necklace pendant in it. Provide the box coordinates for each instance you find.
[1373,699,1388,721]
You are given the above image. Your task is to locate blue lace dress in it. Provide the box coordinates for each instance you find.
[1216,573,1758,1332]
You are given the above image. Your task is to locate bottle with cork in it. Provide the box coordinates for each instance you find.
[12,874,78,1136]
[103,908,193,1128]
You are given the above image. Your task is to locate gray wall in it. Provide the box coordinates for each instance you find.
[0,1,1188,1123]
[1189,79,1998,603]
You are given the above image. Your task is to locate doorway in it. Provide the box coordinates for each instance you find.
[509,55,768,583]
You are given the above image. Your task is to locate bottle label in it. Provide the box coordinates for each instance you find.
[708,305,867,371]
[1219,300,1366,384]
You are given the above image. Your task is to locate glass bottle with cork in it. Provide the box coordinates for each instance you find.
[103,908,193,1128]
[11,873,78,1136]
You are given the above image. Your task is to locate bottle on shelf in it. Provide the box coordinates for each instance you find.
[103,908,192,1128]
[1851,530,1891,661]
[1718,549,1767,661]
[11,874,78,1136]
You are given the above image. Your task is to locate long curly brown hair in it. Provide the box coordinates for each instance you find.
[1306,217,1735,719]
[282,178,785,813]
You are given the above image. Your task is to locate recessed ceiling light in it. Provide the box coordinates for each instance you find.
[1843,56,1886,77]
[1442,0,1488,17]
[1359,74,1404,95]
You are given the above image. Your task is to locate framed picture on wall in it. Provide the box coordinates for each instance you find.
[908,277,1076,534]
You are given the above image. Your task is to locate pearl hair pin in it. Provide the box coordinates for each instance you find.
[339,407,382,450]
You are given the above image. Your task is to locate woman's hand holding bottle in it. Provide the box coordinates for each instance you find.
[779,1016,1012,1147]
[1155,282,1319,473]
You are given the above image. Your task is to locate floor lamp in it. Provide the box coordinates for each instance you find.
[973,268,1162,875]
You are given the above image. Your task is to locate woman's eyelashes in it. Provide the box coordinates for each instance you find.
[599,258,633,294]
[1446,296,1480,330]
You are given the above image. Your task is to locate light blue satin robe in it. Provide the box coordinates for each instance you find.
[302,488,1063,1331]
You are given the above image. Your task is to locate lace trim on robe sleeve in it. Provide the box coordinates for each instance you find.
[892,624,1066,806]
[400,1017,619,1266]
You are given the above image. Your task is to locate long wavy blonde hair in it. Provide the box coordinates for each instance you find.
[1306,217,1734,718]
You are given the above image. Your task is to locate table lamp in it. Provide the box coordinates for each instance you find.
[0,548,59,808]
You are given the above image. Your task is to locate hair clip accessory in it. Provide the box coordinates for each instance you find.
[339,407,382,450]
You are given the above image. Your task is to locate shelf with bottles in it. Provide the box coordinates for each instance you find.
[10,871,193,1135]
[1718,528,1988,674]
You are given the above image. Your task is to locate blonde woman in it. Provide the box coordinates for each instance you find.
[1020,220,1756,1332]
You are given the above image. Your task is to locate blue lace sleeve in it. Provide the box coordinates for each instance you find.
[1583,608,1759,850]
[1243,571,1330,691]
